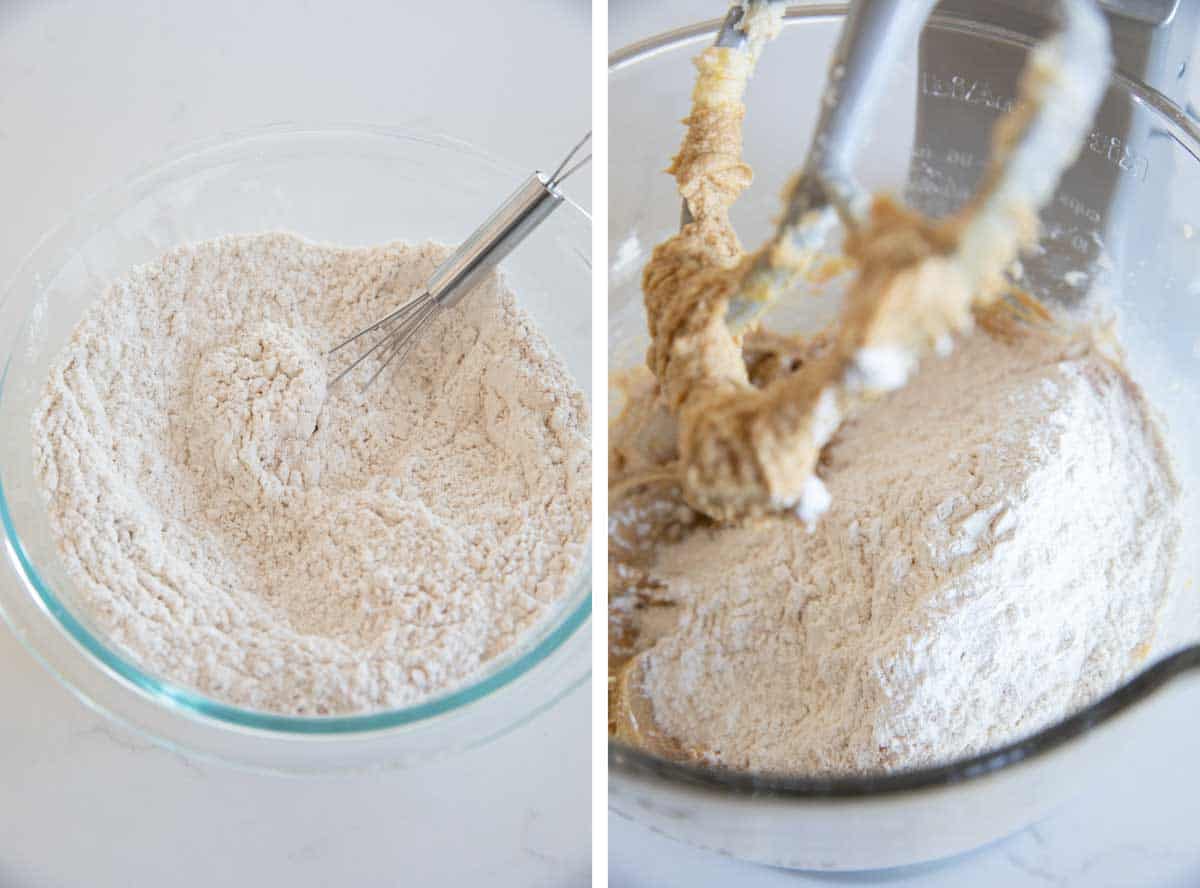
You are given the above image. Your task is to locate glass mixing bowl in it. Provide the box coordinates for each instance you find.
[0,124,591,774]
[609,6,1200,871]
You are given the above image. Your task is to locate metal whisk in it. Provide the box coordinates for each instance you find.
[328,132,591,390]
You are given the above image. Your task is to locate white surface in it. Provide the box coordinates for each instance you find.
[611,692,1200,886]
[609,2,1200,885]
[0,2,589,886]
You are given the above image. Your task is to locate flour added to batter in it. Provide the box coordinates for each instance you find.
[608,1,1181,775]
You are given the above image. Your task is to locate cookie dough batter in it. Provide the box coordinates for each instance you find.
[644,0,1100,523]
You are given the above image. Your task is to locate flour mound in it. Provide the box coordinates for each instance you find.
[190,322,326,506]
[623,332,1179,774]
[33,233,590,715]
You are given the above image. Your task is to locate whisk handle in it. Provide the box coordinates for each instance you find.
[427,172,565,309]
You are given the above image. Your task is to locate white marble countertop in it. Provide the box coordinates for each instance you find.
[0,2,589,886]
[0,627,590,887]
[611,721,1200,887]
[608,1,1200,885]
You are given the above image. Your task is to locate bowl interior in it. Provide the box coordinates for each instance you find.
[0,125,592,734]
[609,10,1200,774]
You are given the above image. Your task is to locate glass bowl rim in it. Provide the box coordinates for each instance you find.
[608,5,1200,797]
[0,121,592,737]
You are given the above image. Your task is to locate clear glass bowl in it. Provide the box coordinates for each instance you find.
[609,6,1200,871]
[0,124,592,774]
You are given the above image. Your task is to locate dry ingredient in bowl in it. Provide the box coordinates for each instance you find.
[610,327,1179,773]
[608,0,1180,774]
[33,233,590,715]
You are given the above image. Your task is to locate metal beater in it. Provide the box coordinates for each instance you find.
[698,0,1111,331]
[328,132,591,390]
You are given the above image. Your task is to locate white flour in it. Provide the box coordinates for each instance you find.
[33,232,590,715]
[618,330,1179,774]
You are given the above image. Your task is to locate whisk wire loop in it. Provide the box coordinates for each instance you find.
[327,132,591,393]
